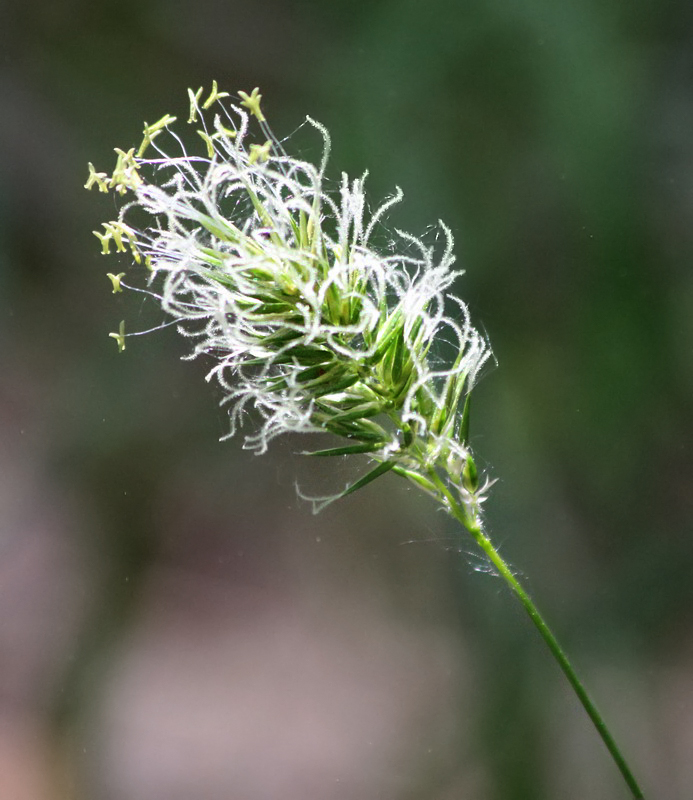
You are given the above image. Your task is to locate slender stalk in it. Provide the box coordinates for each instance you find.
[428,470,645,799]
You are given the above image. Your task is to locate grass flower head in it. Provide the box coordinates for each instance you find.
[87,83,492,519]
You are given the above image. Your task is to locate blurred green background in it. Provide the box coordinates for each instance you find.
[1,1,692,798]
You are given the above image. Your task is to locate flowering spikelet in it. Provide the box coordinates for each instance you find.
[87,83,493,521]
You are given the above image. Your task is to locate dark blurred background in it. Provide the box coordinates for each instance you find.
[1,1,693,798]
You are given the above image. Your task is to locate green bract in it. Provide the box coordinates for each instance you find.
[86,83,492,522]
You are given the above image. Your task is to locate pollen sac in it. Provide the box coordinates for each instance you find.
[107,272,125,293]
[238,87,265,122]
[85,163,109,192]
[109,148,141,194]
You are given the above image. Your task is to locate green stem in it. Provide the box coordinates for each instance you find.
[428,470,645,799]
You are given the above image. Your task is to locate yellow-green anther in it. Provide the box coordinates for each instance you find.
[109,320,126,352]
[111,229,127,252]
[137,115,176,157]
[198,125,238,158]
[197,130,217,158]
[102,221,137,254]
[238,88,265,122]
[85,163,109,192]
[148,113,177,134]
[137,135,151,158]
[109,148,141,194]
[202,80,230,109]
[107,272,125,293]
[118,220,136,238]
[248,140,271,165]
[93,229,113,254]
[188,86,203,123]
[217,124,237,139]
